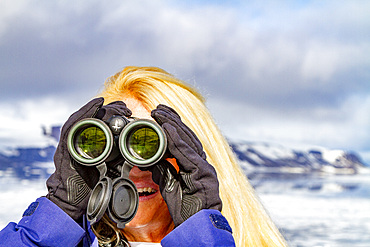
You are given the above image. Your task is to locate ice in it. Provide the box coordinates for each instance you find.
[0,173,369,246]
[0,178,47,229]
[256,174,370,247]
[260,193,370,246]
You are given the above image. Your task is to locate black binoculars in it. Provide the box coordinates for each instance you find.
[67,115,167,228]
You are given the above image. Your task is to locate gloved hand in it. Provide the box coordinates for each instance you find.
[150,105,222,227]
[46,97,132,221]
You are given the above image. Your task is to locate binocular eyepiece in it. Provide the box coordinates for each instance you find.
[67,115,167,228]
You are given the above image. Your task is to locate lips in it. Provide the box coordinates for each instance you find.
[136,186,159,201]
[137,187,157,196]
[129,166,160,201]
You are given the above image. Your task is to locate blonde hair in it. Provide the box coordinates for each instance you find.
[94,66,287,246]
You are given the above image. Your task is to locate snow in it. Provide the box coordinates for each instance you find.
[1,173,369,246]
[322,149,345,163]
[249,142,296,160]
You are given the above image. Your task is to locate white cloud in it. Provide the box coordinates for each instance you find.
[0,97,72,148]
[208,94,370,152]
[300,41,370,83]
[0,0,369,160]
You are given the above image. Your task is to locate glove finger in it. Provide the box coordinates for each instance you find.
[162,123,213,175]
[96,101,132,122]
[162,124,222,215]
[151,105,205,158]
[153,104,181,120]
[150,161,184,226]
[156,105,204,157]
[150,160,177,190]
[61,97,104,137]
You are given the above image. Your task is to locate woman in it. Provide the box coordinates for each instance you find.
[0,66,287,246]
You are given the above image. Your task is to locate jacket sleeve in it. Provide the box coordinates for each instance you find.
[161,209,235,247]
[0,197,96,247]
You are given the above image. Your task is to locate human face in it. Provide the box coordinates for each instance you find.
[120,96,174,242]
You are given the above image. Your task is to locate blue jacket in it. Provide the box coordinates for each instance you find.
[0,197,235,246]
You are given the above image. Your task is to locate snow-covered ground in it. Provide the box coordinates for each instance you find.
[258,174,370,247]
[1,173,369,246]
[0,177,47,228]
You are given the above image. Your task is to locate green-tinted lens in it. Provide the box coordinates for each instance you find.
[128,127,159,160]
[75,126,107,159]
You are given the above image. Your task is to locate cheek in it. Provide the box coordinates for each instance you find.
[128,191,170,226]
[138,192,167,213]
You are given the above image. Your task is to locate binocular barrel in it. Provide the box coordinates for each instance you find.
[67,116,167,167]
[66,116,167,228]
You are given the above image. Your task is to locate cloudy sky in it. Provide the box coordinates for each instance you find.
[1,0,369,162]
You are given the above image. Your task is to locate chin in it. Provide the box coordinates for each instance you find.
[125,192,169,228]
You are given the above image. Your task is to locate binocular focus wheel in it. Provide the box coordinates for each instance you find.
[67,118,114,166]
[87,177,112,225]
[108,178,139,229]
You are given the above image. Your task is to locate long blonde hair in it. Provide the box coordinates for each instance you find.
[94,66,287,246]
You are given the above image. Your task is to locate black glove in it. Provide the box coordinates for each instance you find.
[150,105,222,227]
[46,97,132,221]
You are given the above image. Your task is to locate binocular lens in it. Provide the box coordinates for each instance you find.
[128,127,160,160]
[68,118,113,166]
[68,117,166,167]
[120,119,167,167]
[75,126,107,159]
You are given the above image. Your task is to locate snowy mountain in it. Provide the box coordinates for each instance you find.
[0,126,367,180]
[231,141,367,175]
